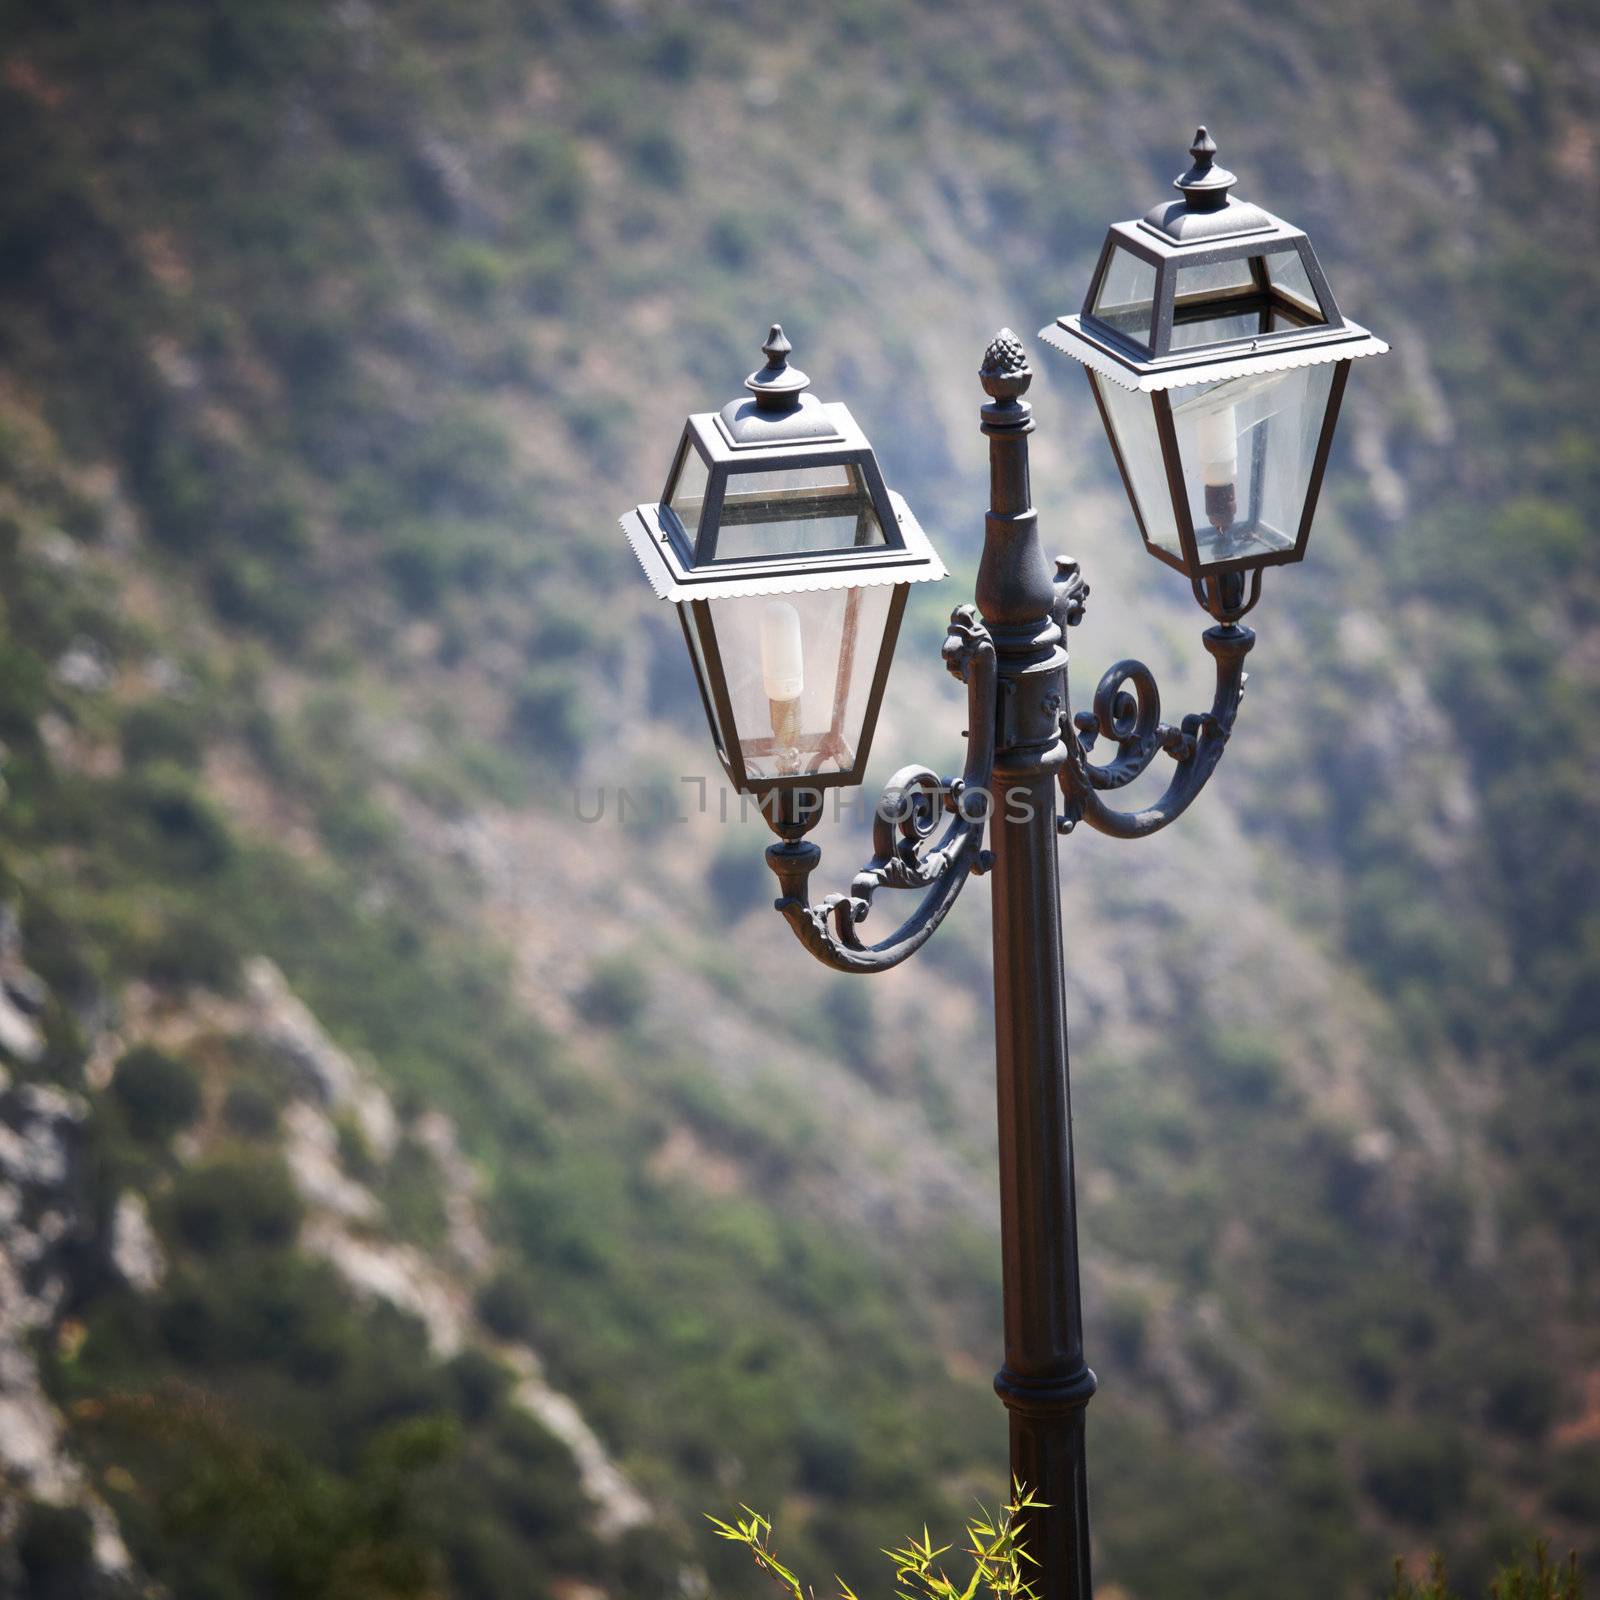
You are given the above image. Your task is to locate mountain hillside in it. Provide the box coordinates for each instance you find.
[0,3,1597,1599]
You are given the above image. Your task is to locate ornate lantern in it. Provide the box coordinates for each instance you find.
[1040,128,1387,618]
[620,326,945,800]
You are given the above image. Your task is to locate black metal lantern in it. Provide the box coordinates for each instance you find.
[1040,128,1387,617]
[620,326,945,798]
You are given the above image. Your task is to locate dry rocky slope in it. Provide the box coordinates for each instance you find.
[0,2,1597,1599]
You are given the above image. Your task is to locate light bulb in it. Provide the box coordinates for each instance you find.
[760,600,805,701]
[760,600,805,774]
[1196,404,1238,533]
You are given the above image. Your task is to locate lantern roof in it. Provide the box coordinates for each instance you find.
[621,325,946,602]
[1040,127,1387,391]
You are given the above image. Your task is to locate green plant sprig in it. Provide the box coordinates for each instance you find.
[1389,1543,1584,1600]
[708,1482,1047,1600]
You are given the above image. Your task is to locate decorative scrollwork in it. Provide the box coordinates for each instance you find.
[769,605,997,973]
[1073,659,1165,790]
[1059,623,1254,839]
[764,597,1254,960]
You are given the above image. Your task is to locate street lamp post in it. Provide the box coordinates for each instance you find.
[619,131,1386,1600]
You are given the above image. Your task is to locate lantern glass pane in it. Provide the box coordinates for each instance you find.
[1092,374,1184,561]
[1090,246,1157,349]
[1170,301,1325,353]
[1171,250,1327,352]
[1169,308,1264,352]
[1173,256,1256,301]
[1263,249,1323,318]
[707,583,894,782]
[1169,362,1335,568]
[664,446,710,545]
[712,463,887,561]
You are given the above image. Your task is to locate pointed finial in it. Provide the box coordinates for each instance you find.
[1174,124,1236,211]
[979,328,1032,399]
[745,323,809,411]
[762,323,792,365]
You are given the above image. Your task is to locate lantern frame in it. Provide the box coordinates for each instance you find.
[620,328,945,797]
[1040,128,1387,585]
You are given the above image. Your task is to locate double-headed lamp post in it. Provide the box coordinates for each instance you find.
[619,130,1386,1600]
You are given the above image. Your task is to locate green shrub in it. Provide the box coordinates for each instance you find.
[647,22,700,82]
[445,1347,512,1423]
[628,127,685,189]
[221,1081,280,1139]
[207,551,312,646]
[821,981,876,1080]
[120,701,202,770]
[334,1111,376,1181]
[1547,1443,1600,1522]
[318,791,397,861]
[383,529,450,613]
[575,956,649,1029]
[510,666,589,765]
[440,240,510,311]
[168,1152,303,1255]
[482,1410,590,1553]
[1196,1031,1283,1110]
[1483,1352,1561,1440]
[1263,1401,1350,1517]
[139,903,245,993]
[0,640,47,753]
[1363,1428,1469,1524]
[1348,1325,1403,1403]
[117,769,234,879]
[84,1392,452,1600]
[791,1409,860,1495]
[376,1134,450,1250]
[517,236,575,314]
[505,129,585,229]
[400,408,512,519]
[1103,1285,1153,1368]
[476,1269,538,1342]
[19,894,99,1008]
[112,1044,202,1144]
[708,211,758,270]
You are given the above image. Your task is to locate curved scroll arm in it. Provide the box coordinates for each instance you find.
[1058,622,1255,840]
[765,605,997,973]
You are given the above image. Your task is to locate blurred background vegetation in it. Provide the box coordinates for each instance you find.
[0,1,1595,1598]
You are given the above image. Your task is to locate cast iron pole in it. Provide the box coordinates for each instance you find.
[975,335,1096,1600]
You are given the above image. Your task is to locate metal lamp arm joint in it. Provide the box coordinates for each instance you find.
[765,605,997,974]
[1057,614,1255,840]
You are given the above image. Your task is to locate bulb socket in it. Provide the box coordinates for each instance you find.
[1205,481,1237,534]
